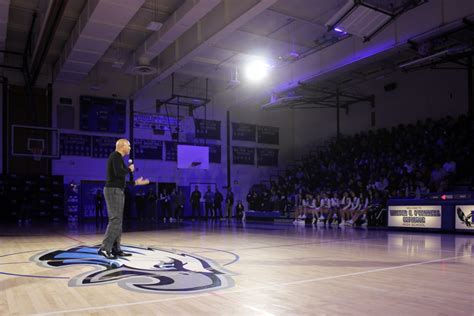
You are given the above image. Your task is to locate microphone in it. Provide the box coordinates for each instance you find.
[128,159,134,184]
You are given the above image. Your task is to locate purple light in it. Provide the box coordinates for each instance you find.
[272,37,395,93]
[289,51,300,58]
[334,27,348,35]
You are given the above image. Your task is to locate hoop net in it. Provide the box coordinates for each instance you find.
[31,148,44,162]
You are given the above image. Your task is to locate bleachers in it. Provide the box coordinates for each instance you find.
[247,114,474,225]
[0,174,65,222]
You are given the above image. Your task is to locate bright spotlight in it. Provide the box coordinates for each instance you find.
[244,60,271,82]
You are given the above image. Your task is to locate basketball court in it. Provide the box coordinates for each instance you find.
[1,0,474,315]
[1,222,472,315]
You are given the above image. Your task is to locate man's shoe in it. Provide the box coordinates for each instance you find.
[98,249,117,259]
[113,251,132,257]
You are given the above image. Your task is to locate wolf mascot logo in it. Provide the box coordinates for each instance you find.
[32,245,234,294]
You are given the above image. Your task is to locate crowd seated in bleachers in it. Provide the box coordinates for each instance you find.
[248,114,474,226]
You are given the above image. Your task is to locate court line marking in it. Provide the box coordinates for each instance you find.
[0,272,69,279]
[32,253,472,315]
[168,236,387,254]
[125,225,384,242]
[191,233,469,256]
[60,234,85,244]
[0,243,83,259]
[2,238,357,272]
[149,237,384,266]
[2,233,463,273]
[0,261,30,265]
[0,250,45,258]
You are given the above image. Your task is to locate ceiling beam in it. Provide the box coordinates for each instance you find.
[266,7,327,29]
[123,0,221,74]
[53,0,145,83]
[30,0,68,86]
[134,0,279,98]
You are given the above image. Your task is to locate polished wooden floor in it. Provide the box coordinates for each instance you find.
[0,220,473,315]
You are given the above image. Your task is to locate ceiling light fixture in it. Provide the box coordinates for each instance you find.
[244,60,271,82]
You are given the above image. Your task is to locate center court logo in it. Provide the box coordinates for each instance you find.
[31,245,235,294]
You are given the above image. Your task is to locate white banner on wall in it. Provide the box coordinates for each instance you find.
[455,205,474,230]
[388,205,442,228]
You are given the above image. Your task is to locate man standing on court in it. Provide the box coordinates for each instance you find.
[214,188,224,219]
[225,188,234,220]
[98,139,149,259]
[190,185,201,221]
[204,185,214,220]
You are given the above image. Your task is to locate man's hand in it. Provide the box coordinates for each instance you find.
[135,176,150,186]
[128,164,135,173]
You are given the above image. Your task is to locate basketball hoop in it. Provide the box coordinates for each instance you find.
[31,147,44,162]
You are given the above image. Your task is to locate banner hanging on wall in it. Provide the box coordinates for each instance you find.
[194,119,221,140]
[208,144,221,164]
[257,125,279,145]
[165,141,178,161]
[388,205,442,229]
[133,112,180,130]
[232,146,255,165]
[257,148,278,167]
[232,122,256,142]
[80,96,126,133]
[60,134,91,156]
[92,136,117,158]
[133,139,163,160]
